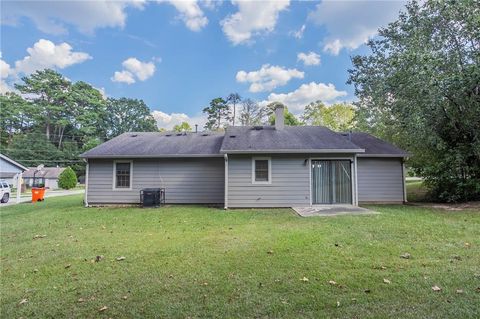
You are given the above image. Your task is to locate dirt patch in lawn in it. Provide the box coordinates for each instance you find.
[408,201,480,211]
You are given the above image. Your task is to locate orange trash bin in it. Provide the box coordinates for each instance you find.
[32,187,46,202]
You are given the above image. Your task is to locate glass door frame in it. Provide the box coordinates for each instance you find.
[310,157,355,205]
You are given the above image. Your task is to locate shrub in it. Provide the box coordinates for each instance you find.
[58,167,77,190]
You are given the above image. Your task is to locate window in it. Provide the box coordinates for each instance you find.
[252,157,271,184]
[114,161,132,189]
[3,182,9,188]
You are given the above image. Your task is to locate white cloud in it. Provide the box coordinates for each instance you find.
[159,0,208,31]
[221,0,290,45]
[290,24,306,39]
[297,51,321,66]
[236,64,304,93]
[1,1,145,35]
[264,82,347,112]
[13,39,91,75]
[111,57,156,84]
[0,53,11,79]
[111,70,136,84]
[122,58,155,81]
[152,110,206,130]
[309,0,406,55]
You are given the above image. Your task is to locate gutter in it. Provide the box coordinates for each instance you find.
[220,149,365,154]
[80,154,225,159]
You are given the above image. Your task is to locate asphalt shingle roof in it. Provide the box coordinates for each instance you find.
[23,167,66,179]
[79,128,407,158]
[220,126,363,153]
[349,132,408,157]
[80,132,225,158]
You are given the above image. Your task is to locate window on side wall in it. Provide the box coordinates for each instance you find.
[252,157,271,184]
[114,161,132,189]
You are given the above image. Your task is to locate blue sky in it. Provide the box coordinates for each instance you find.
[1,0,405,129]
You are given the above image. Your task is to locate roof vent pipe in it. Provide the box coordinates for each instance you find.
[274,104,285,130]
[195,124,198,133]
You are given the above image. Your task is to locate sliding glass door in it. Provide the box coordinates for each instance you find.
[312,160,352,204]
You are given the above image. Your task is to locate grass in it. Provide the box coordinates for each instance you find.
[406,180,429,202]
[1,196,479,318]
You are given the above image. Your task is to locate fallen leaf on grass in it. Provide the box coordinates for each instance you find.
[336,301,340,307]
[351,298,357,302]
[364,289,371,293]
[18,299,28,305]
[122,295,128,300]
[456,289,464,294]
[267,250,274,255]
[64,264,71,269]
[400,253,411,259]
[432,285,442,292]
[328,280,337,286]
[98,306,108,312]
[116,256,126,261]
[383,278,391,284]
[33,269,38,273]
[78,298,85,303]
[300,277,309,282]
[464,242,470,248]
[33,235,46,239]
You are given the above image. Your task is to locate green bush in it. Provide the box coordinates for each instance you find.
[58,167,77,190]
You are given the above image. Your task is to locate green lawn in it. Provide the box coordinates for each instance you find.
[406,180,429,202]
[1,196,479,318]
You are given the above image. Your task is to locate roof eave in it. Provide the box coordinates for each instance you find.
[357,153,410,158]
[220,149,365,154]
[80,154,224,159]
[0,153,28,171]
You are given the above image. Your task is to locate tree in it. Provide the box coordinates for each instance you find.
[239,98,264,125]
[15,69,72,142]
[202,97,231,130]
[1,133,64,168]
[105,98,157,138]
[0,92,35,146]
[302,101,356,131]
[58,167,78,189]
[226,93,242,126]
[266,102,301,126]
[348,0,480,202]
[173,121,192,132]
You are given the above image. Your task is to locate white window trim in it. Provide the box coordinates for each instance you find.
[252,157,272,185]
[112,160,133,191]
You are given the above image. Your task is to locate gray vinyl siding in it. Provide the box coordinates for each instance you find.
[357,158,404,202]
[0,158,23,174]
[87,158,224,204]
[227,155,310,207]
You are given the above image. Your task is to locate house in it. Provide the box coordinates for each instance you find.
[0,153,27,202]
[23,167,66,189]
[80,105,408,208]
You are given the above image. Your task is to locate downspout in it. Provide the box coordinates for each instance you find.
[224,154,228,209]
[354,154,359,206]
[402,159,407,203]
[84,158,89,207]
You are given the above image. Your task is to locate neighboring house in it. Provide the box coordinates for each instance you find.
[23,167,66,190]
[0,153,27,202]
[80,105,408,208]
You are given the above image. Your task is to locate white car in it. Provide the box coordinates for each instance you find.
[0,180,11,203]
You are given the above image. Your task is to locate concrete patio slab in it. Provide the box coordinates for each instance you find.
[292,205,378,217]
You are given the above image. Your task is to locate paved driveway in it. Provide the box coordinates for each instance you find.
[1,189,84,207]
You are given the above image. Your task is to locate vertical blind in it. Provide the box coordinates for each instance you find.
[312,160,352,204]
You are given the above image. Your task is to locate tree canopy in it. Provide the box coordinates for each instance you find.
[0,69,158,176]
[348,0,480,201]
